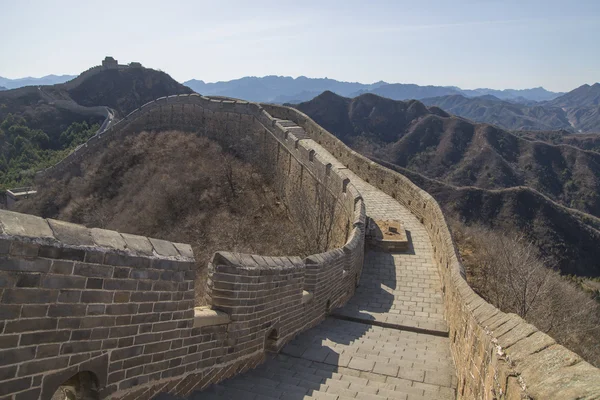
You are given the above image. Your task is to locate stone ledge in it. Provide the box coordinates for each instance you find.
[301,290,313,304]
[193,307,230,328]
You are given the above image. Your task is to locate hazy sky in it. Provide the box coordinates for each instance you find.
[1,0,599,91]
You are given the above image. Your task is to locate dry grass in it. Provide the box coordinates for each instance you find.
[18,131,312,305]
[450,219,600,367]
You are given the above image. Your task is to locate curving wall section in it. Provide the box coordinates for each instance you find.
[1,95,366,399]
[262,104,600,399]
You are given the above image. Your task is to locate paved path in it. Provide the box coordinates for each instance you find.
[183,121,457,399]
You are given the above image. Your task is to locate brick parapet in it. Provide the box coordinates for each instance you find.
[262,103,600,399]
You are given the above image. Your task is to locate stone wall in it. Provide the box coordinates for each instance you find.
[262,104,600,399]
[1,97,366,399]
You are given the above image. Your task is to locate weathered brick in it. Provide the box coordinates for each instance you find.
[19,330,71,346]
[131,292,159,302]
[15,387,41,400]
[0,347,36,367]
[86,277,104,289]
[0,238,10,254]
[105,303,138,315]
[109,325,138,338]
[74,263,113,278]
[84,250,105,264]
[0,365,17,381]
[80,316,116,329]
[18,355,69,376]
[50,260,74,275]
[90,327,110,340]
[81,290,114,303]
[0,257,51,273]
[130,269,160,280]
[111,345,144,361]
[36,344,60,359]
[104,253,151,268]
[134,333,162,345]
[39,246,85,261]
[57,318,81,330]
[0,377,32,396]
[103,279,137,291]
[61,340,102,354]
[0,335,19,349]
[112,267,131,279]
[5,317,57,333]
[70,329,92,341]
[42,274,86,289]
[15,273,40,288]
[2,288,58,304]
[9,241,39,257]
[48,304,87,317]
[87,304,105,315]
[137,281,153,291]
[113,292,131,303]
[20,304,48,318]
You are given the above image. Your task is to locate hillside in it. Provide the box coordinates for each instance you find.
[68,67,192,116]
[16,131,310,303]
[421,94,572,131]
[515,130,600,153]
[294,92,600,276]
[0,64,193,190]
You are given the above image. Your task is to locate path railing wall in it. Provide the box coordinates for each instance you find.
[1,97,366,399]
[262,103,600,399]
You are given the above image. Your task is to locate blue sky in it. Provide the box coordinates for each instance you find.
[1,0,598,92]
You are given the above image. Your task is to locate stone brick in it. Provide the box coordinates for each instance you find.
[87,304,106,315]
[106,303,138,315]
[47,219,94,246]
[0,257,51,273]
[0,377,32,396]
[0,335,19,349]
[81,290,114,303]
[14,387,41,400]
[5,317,57,333]
[0,210,53,238]
[121,233,154,255]
[20,304,48,318]
[50,260,74,275]
[39,246,85,261]
[84,249,105,264]
[74,263,113,278]
[80,316,116,329]
[2,288,58,304]
[91,228,126,250]
[36,343,60,358]
[42,274,86,289]
[104,253,151,269]
[113,267,131,279]
[18,355,69,376]
[48,304,87,317]
[148,238,179,257]
[103,278,137,291]
[19,330,71,346]
[0,365,17,381]
[57,289,81,303]
[15,273,41,288]
[9,241,39,257]
[86,277,104,289]
[0,347,36,367]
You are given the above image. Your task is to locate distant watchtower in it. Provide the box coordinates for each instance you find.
[102,56,118,69]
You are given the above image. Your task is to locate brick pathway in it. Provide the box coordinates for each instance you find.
[179,121,457,399]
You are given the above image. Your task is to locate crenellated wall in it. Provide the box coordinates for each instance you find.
[1,96,366,399]
[262,103,600,399]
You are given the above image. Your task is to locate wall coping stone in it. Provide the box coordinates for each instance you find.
[193,307,231,328]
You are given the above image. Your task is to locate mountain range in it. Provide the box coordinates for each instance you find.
[293,91,600,276]
[0,74,76,89]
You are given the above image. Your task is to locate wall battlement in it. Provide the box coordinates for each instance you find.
[1,96,367,399]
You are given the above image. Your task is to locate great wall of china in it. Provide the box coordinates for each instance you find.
[1,86,599,399]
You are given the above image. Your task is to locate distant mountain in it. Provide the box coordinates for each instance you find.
[545,83,600,133]
[0,86,6,91]
[184,76,387,103]
[293,91,600,276]
[421,94,572,131]
[0,74,76,89]
[547,83,600,108]
[461,87,563,102]
[183,75,563,105]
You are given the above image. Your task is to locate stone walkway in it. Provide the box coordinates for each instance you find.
[179,122,457,399]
